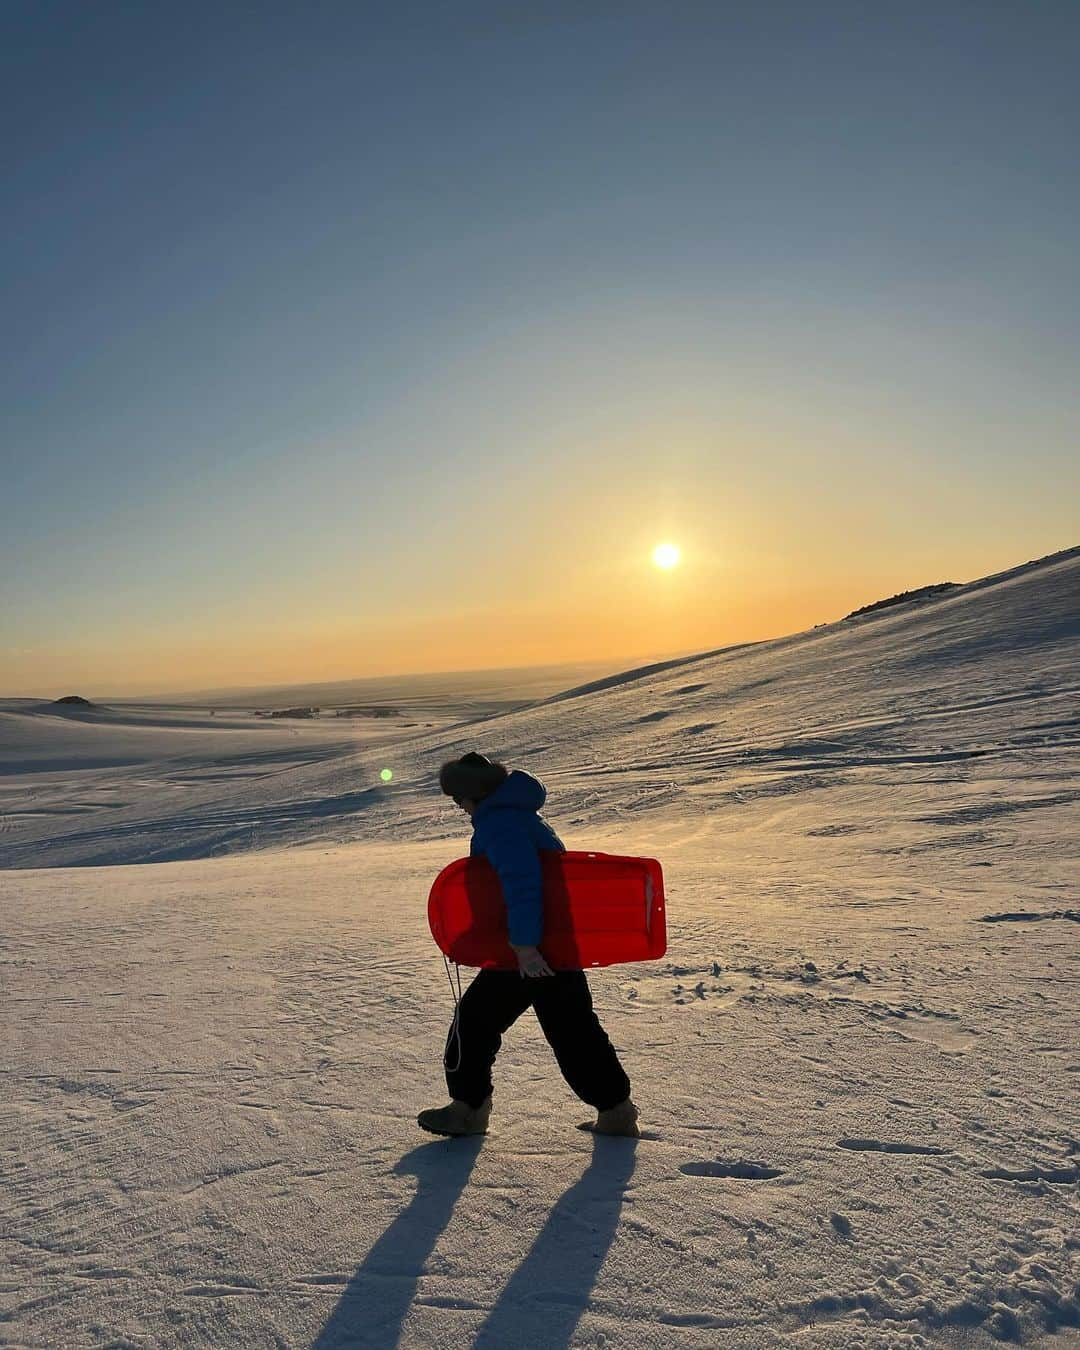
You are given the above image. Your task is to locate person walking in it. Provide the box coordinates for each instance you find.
[418,752,639,1138]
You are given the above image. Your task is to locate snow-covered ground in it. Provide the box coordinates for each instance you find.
[2,547,1078,1348]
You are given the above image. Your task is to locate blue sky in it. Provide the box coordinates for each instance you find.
[3,2,1078,694]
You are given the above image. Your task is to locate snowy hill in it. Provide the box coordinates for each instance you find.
[2,546,1076,869]
[1,547,1078,1348]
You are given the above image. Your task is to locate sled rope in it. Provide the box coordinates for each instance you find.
[442,954,464,1073]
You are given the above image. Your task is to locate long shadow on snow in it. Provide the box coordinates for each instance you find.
[472,1133,638,1348]
[312,1138,482,1349]
[313,1133,637,1349]
[0,787,383,867]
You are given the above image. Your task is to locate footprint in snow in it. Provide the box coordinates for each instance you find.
[981,1163,1079,1184]
[680,1159,783,1180]
[837,1137,948,1156]
[977,909,1079,924]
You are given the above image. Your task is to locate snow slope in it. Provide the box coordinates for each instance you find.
[3,547,1076,871]
[1,547,1078,1347]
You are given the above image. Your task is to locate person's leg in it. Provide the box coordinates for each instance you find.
[444,969,534,1109]
[531,971,631,1111]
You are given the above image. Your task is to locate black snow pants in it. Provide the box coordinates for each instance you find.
[444,968,631,1112]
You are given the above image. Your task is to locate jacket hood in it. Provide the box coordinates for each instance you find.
[475,769,547,816]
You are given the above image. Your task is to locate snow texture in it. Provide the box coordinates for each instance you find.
[1,546,1078,1348]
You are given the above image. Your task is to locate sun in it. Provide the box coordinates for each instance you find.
[652,542,681,570]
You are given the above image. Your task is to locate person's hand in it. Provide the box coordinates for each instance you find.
[511,944,555,978]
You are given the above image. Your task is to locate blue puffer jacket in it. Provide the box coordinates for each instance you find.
[470,770,565,946]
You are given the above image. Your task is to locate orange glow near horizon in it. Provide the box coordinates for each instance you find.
[7,573,925,699]
[6,449,1065,702]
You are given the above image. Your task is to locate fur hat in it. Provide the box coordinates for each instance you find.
[439,752,509,802]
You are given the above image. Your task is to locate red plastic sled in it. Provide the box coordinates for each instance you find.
[428,851,666,971]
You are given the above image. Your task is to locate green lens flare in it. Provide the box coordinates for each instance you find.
[380,768,393,782]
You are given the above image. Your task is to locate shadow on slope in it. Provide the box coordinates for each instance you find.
[472,1134,637,1348]
[312,1134,636,1349]
[312,1139,483,1349]
[538,642,761,707]
[0,784,382,868]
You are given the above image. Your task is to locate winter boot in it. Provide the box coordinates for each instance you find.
[417,1095,492,1137]
[591,1098,640,1137]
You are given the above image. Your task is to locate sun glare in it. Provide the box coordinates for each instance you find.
[652,542,681,570]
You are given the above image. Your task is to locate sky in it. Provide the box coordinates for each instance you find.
[3,1,1079,697]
